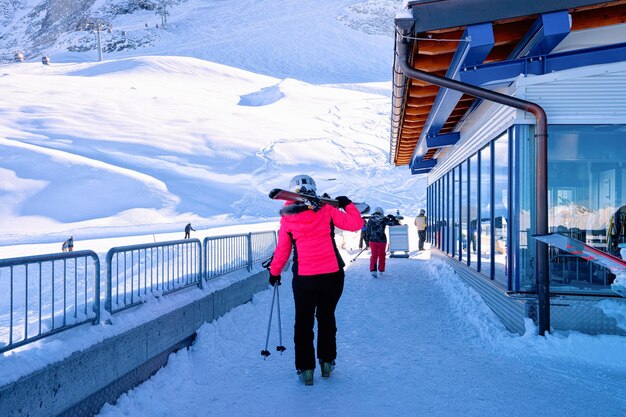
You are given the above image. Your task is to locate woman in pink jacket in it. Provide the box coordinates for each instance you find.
[269,175,363,386]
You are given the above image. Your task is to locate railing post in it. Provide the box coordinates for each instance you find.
[105,250,113,315]
[247,233,253,272]
[197,240,204,289]
[94,255,101,324]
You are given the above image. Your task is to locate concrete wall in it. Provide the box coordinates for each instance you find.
[0,269,269,417]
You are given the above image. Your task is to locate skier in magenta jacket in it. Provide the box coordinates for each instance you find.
[269,174,363,385]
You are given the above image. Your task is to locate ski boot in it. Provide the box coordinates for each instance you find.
[371,271,377,278]
[320,361,335,378]
[298,369,314,386]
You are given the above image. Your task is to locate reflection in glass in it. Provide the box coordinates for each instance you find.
[455,165,462,259]
[460,162,467,262]
[547,125,626,293]
[494,133,509,285]
[480,144,492,277]
[469,155,479,269]
[518,126,535,291]
[448,172,454,254]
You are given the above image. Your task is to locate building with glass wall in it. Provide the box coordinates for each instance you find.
[391,0,626,334]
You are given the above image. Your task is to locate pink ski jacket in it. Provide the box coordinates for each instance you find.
[270,202,364,276]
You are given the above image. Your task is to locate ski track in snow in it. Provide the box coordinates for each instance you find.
[96,252,626,417]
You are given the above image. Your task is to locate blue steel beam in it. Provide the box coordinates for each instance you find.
[426,132,460,148]
[508,11,571,59]
[459,42,626,86]
[410,158,437,173]
[422,23,494,141]
[455,11,570,131]
[411,168,433,175]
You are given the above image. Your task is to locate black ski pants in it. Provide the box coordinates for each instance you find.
[418,230,426,250]
[292,269,344,371]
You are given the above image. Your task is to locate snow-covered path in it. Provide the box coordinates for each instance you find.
[98,251,626,417]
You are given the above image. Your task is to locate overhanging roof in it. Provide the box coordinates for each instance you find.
[390,0,626,169]
[406,0,620,33]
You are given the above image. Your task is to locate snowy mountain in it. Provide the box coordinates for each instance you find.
[0,0,426,246]
[1,0,400,83]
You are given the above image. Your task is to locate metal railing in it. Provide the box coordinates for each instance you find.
[105,239,202,314]
[204,231,276,280]
[0,251,100,354]
[0,229,277,352]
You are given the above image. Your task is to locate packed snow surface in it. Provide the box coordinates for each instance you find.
[96,247,626,417]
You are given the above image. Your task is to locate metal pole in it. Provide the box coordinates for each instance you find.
[261,284,277,358]
[396,32,550,335]
[275,285,286,352]
[96,27,103,62]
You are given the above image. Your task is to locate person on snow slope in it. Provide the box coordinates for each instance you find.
[365,207,395,277]
[268,174,363,386]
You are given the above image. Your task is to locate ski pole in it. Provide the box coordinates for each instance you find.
[275,285,286,353]
[261,284,277,358]
[350,247,368,263]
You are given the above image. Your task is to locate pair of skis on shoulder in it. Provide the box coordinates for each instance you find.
[268,188,370,214]
[533,233,626,297]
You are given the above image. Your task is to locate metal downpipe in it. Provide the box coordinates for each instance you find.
[396,40,550,335]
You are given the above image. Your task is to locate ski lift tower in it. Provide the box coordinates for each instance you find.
[77,18,112,62]
[156,1,170,29]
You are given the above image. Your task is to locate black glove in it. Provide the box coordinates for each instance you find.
[269,274,281,287]
[336,196,351,209]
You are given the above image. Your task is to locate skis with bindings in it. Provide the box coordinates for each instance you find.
[268,188,370,214]
[533,233,626,297]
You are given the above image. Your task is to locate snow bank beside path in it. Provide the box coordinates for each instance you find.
[425,255,626,371]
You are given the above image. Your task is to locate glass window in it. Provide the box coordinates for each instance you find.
[432,182,437,247]
[446,171,454,256]
[480,144,492,277]
[460,162,467,262]
[517,125,535,291]
[443,175,446,253]
[547,125,626,293]
[454,165,462,258]
[494,133,509,286]
[438,178,443,250]
[426,185,433,242]
[469,154,479,269]
[443,174,448,253]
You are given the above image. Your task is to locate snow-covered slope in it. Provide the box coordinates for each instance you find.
[1,0,400,84]
[0,0,425,246]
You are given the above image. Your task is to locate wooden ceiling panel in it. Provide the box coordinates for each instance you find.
[413,53,456,72]
[416,29,464,55]
[570,1,626,30]
[405,106,433,116]
[409,85,440,97]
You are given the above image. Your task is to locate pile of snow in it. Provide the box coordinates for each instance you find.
[0,56,424,246]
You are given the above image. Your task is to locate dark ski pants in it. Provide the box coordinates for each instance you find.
[359,230,369,249]
[418,230,426,250]
[292,270,344,371]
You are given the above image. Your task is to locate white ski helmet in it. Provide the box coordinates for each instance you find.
[289,174,317,193]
